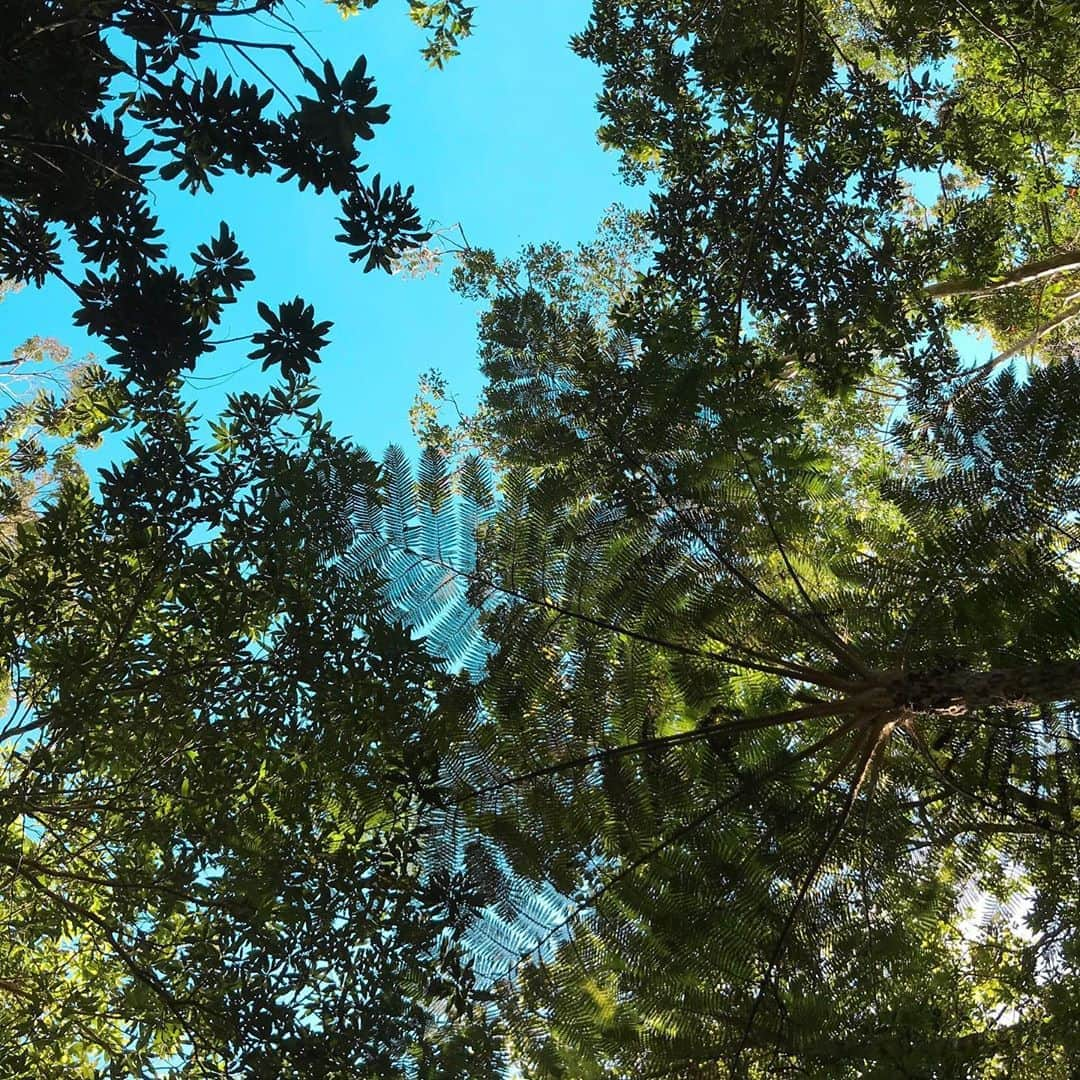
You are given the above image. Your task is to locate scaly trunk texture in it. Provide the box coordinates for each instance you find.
[823,661,1080,722]
[882,661,1080,716]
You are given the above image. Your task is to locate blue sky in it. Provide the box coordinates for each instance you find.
[1,1,636,457]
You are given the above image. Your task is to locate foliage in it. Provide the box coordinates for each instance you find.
[0,340,123,551]
[571,0,1080,394]
[0,0,432,384]
[346,443,496,678]
[296,6,1080,1067]
[8,0,1080,1076]
[391,267,1080,1075]
[333,0,476,68]
[0,376,504,1076]
[408,206,652,459]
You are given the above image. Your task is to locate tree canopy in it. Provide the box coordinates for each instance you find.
[1,0,437,384]
[379,220,1080,1073]
[0,371,506,1075]
[4,0,1080,1077]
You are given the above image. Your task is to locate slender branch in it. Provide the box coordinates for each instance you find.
[506,718,856,982]
[461,699,851,803]
[26,874,197,1034]
[732,0,807,338]
[0,134,145,190]
[640,458,865,674]
[953,0,1027,85]
[734,446,869,675]
[383,538,846,687]
[981,297,1080,370]
[225,42,298,109]
[927,249,1080,299]
[951,0,1078,96]
[737,710,888,1061]
[265,7,326,62]
[908,724,1072,837]
[195,35,297,55]
[0,851,204,902]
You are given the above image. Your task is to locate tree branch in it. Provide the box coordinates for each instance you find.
[927,249,1080,298]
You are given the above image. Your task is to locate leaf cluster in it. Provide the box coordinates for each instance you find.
[0,1,431,383]
[0,374,505,1076]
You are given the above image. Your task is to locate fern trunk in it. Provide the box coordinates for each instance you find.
[875,661,1080,716]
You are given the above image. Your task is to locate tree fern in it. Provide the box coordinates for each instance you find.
[388,266,1080,1074]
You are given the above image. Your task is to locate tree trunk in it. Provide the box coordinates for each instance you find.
[926,249,1080,298]
[878,661,1080,716]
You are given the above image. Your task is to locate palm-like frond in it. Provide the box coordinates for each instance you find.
[338,445,496,677]
[392,298,1080,1074]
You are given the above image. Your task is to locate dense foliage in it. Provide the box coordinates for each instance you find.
[0,372,503,1075]
[379,234,1080,1074]
[391,1,1080,1072]
[0,0,436,384]
[4,0,1080,1076]
[572,0,1080,395]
